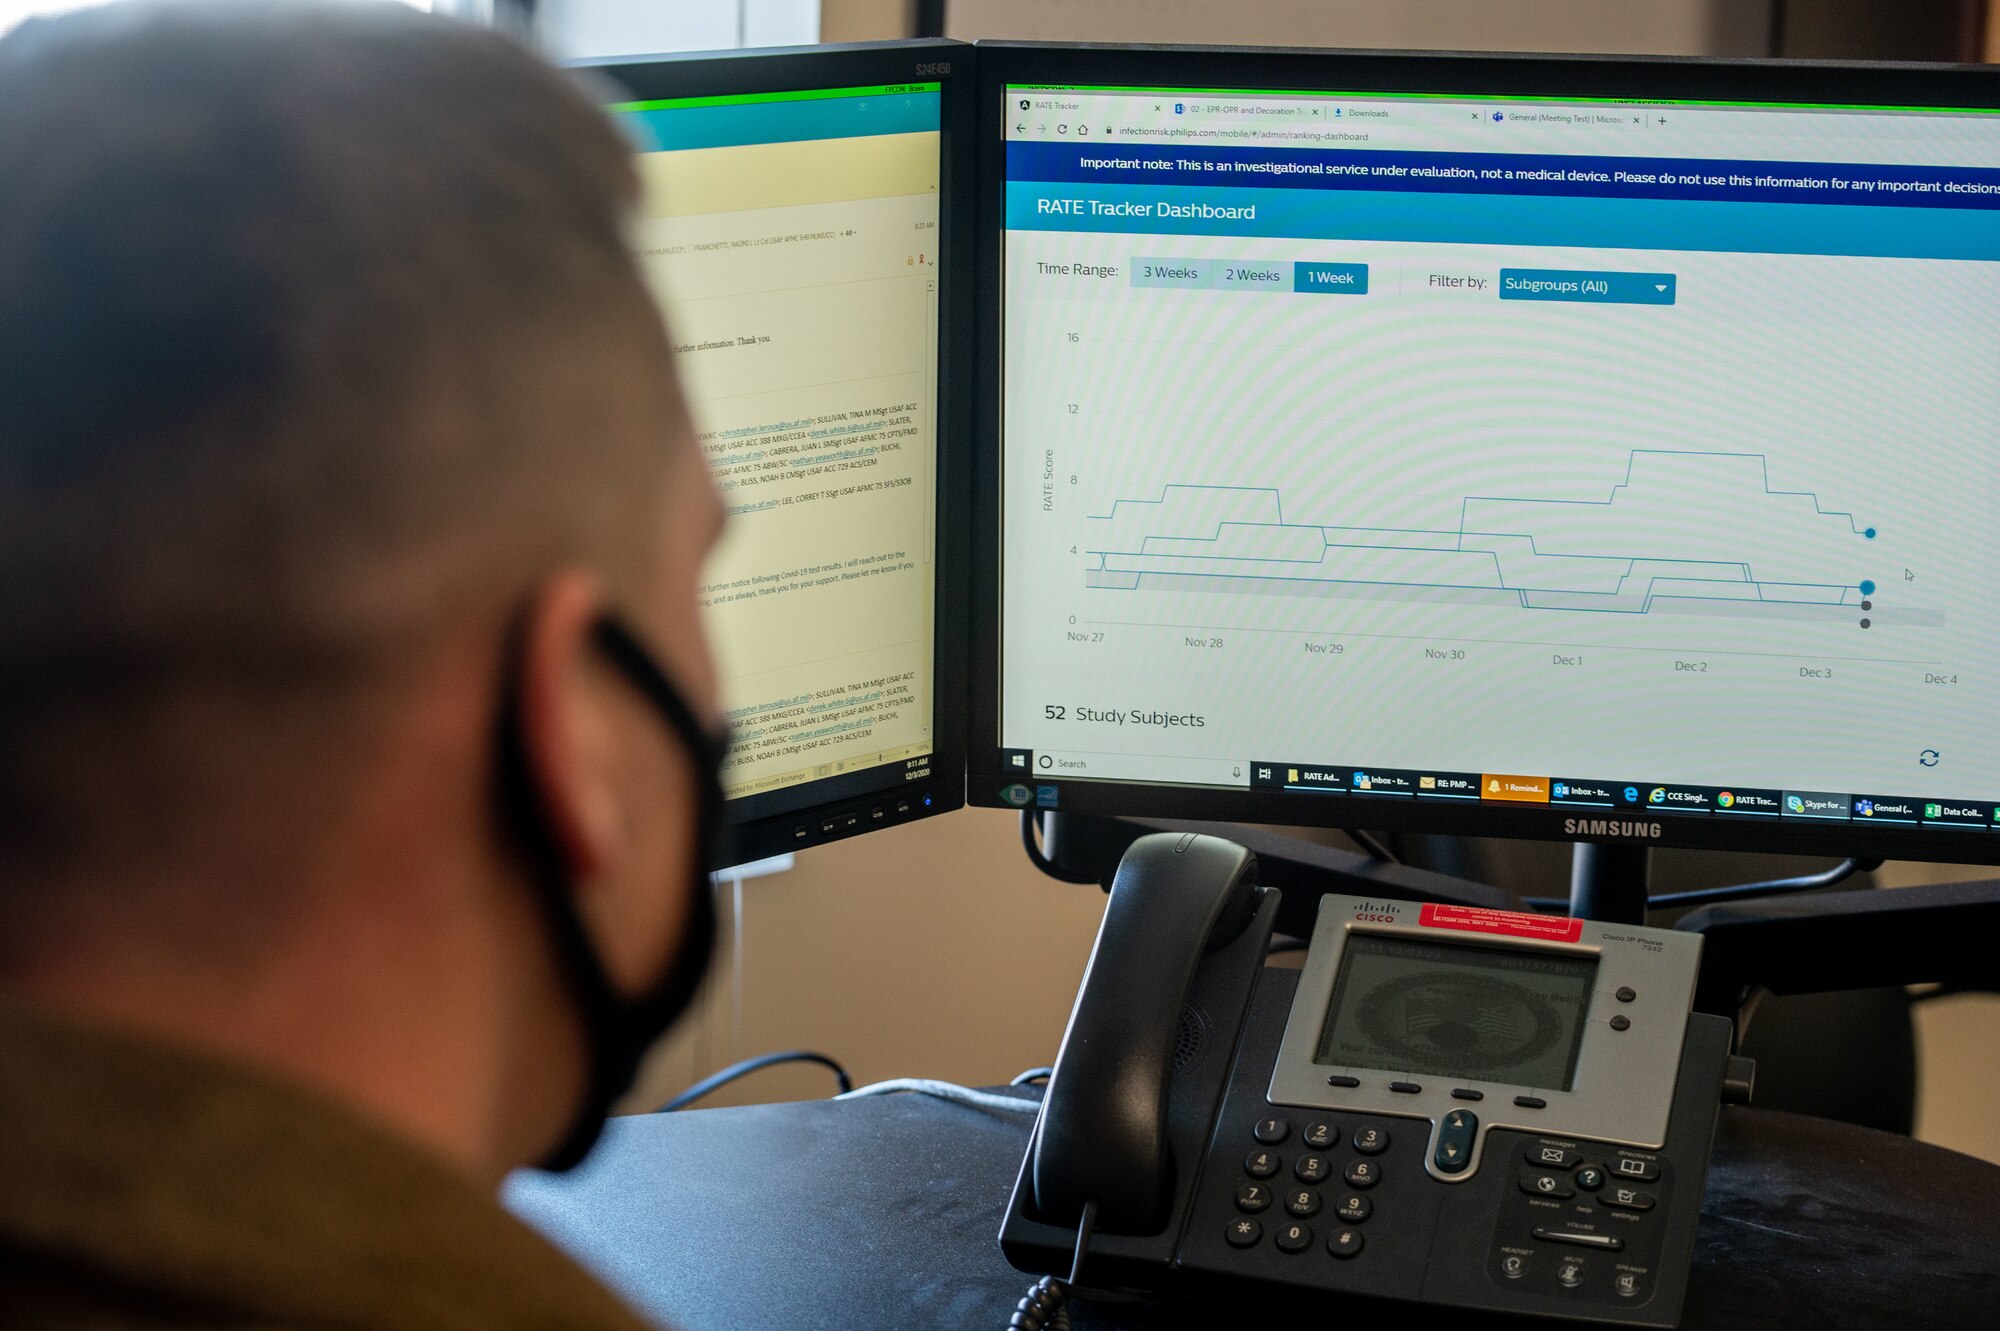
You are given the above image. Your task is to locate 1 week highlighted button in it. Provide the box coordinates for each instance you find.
[1294,261,1369,294]
[1499,268,1676,305]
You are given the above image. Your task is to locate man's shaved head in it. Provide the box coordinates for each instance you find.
[0,4,680,888]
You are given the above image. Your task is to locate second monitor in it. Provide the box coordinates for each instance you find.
[587,41,973,864]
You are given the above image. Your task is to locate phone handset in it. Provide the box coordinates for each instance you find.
[1031,832,1261,1233]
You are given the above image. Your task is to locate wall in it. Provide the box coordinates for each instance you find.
[631,806,2000,1166]
[820,0,909,42]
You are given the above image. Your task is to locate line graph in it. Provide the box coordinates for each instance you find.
[1084,450,1879,619]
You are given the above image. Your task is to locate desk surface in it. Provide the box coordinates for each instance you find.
[506,1092,2000,1331]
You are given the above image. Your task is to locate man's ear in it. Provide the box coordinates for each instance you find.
[511,571,622,882]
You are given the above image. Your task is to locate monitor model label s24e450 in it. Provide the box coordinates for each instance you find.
[982,50,2000,861]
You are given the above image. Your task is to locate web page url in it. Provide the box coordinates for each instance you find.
[1112,125,1374,145]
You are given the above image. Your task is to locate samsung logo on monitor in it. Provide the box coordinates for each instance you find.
[1564,818,1664,839]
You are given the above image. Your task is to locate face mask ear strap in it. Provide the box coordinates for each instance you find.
[591,617,731,776]
[493,613,636,1171]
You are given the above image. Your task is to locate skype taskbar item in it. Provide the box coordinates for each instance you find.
[993,749,2000,832]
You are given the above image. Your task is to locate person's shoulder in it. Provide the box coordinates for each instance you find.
[0,998,660,1331]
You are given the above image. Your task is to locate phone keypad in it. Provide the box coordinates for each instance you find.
[1227,1116,1389,1254]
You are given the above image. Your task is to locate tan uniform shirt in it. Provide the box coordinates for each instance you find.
[0,997,659,1331]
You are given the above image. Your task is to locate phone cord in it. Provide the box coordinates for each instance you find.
[1009,1274,1071,1331]
[1008,1199,1097,1331]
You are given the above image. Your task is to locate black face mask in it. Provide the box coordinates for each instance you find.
[499,614,733,1172]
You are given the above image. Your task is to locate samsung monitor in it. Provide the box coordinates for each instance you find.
[972,43,2000,866]
[584,41,972,865]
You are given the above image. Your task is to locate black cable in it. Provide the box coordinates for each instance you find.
[656,1050,851,1113]
[1020,810,1102,884]
[1645,856,1880,909]
[1011,1275,1070,1331]
[1909,982,1998,1003]
[1009,1199,1098,1331]
[1524,857,1881,913]
[1347,828,1398,863]
[1010,1067,1055,1086]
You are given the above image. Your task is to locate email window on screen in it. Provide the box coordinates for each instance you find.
[618,86,942,800]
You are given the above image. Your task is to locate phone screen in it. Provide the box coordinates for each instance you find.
[1315,934,1597,1090]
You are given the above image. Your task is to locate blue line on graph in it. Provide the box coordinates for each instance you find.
[1083,449,1868,616]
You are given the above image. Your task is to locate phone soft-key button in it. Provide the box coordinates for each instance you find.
[1275,1221,1313,1253]
[1327,1228,1365,1259]
[1234,1183,1271,1213]
[1343,1159,1381,1189]
[1293,1154,1330,1183]
[1244,1150,1281,1178]
[1226,1217,1262,1248]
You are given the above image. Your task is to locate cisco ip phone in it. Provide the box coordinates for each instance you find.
[1002,833,1739,1327]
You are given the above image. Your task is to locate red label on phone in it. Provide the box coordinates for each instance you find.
[1419,903,1584,943]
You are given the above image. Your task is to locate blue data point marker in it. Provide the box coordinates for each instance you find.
[1860,579,1876,596]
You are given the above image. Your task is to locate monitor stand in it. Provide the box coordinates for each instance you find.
[1567,842,1651,924]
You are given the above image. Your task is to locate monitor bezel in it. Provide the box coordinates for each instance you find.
[969,41,2000,866]
[579,40,973,867]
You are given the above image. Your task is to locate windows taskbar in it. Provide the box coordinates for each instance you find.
[993,749,2000,831]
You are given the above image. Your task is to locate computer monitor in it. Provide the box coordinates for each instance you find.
[971,44,2000,866]
[583,41,972,865]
